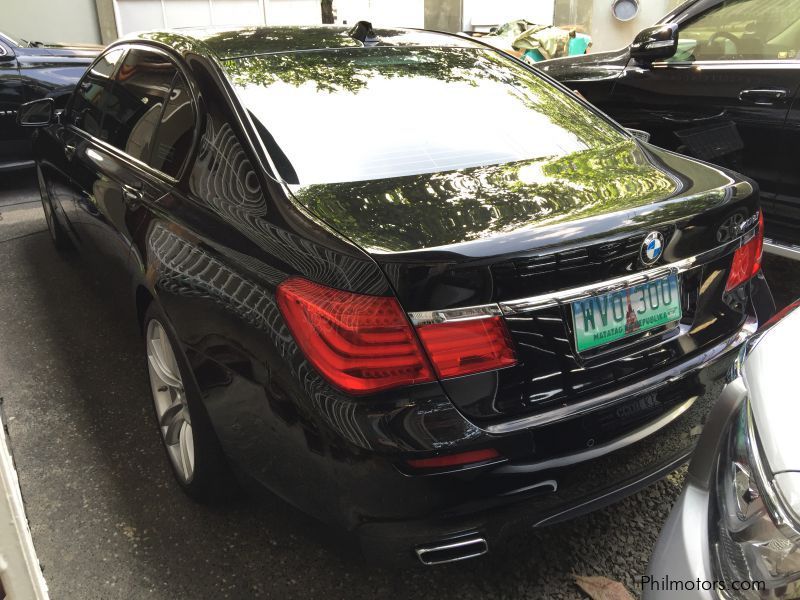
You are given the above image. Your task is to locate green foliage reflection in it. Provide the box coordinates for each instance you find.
[294,140,679,252]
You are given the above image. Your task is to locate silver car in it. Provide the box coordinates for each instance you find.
[646,305,800,599]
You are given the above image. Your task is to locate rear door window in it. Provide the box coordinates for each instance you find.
[68,48,124,138]
[149,73,195,178]
[102,48,178,164]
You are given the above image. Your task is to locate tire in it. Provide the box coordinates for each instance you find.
[36,164,72,252]
[143,302,239,503]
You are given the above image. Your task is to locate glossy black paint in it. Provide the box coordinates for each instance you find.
[32,26,773,563]
[0,32,98,168]
[537,0,800,246]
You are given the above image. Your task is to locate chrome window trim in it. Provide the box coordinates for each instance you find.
[652,59,800,68]
[67,42,200,184]
[67,125,180,188]
[408,231,750,325]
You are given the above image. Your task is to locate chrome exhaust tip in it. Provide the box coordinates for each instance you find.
[415,536,488,566]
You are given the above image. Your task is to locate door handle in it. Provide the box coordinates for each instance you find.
[738,89,788,105]
[122,185,143,204]
[64,144,76,160]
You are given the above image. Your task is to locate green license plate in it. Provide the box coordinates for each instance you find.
[571,274,682,352]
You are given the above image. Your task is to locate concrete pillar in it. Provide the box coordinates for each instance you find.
[424,0,462,33]
[95,0,119,44]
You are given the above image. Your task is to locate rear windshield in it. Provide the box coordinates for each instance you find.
[226,46,625,185]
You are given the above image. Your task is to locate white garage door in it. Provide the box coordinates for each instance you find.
[114,0,269,35]
[114,0,423,36]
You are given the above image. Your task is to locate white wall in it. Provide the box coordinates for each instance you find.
[4,0,101,44]
[589,0,671,52]
[265,0,320,24]
[462,0,554,31]
[116,0,268,35]
[334,0,424,28]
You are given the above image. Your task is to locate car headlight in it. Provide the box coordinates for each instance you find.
[713,403,800,597]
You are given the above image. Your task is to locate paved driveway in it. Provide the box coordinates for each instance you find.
[0,172,795,600]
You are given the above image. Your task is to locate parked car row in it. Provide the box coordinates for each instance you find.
[0,31,99,171]
[6,7,799,598]
[539,0,800,260]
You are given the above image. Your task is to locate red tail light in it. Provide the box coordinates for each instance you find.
[725,212,764,292]
[405,448,501,469]
[276,278,435,395]
[415,317,517,379]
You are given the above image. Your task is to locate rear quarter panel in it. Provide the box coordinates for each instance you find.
[128,53,482,527]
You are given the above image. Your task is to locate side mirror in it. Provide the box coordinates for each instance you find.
[630,23,679,62]
[17,98,55,127]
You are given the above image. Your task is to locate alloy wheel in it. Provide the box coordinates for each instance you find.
[146,319,195,483]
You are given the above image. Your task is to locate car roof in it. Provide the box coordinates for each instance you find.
[125,25,482,61]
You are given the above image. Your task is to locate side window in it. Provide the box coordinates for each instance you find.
[68,48,124,137]
[670,0,800,62]
[102,49,178,163]
[149,74,195,178]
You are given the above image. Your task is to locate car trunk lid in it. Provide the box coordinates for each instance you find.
[290,141,759,423]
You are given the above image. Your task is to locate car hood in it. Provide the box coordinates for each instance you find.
[290,139,747,258]
[536,48,630,84]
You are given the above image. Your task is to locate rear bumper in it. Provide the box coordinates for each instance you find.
[359,446,692,566]
[351,317,757,565]
[210,291,766,565]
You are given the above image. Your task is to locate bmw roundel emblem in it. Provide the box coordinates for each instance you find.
[641,232,665,265]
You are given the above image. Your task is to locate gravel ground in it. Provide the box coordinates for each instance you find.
[0,172,798,600]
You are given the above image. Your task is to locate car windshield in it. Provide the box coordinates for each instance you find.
[227,46,626,186]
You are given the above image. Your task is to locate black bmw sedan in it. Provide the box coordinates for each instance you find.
[20,23,774,565]
[0,31,99,170]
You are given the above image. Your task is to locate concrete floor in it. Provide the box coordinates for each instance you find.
[0,172,797,600]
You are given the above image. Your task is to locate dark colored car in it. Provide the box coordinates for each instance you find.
[20,24,775,565]
[0,31,98,170]
[538,0,800,258]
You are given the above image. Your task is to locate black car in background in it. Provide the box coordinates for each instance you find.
[20,24,774,565]
[0,31,98,170]
[538,0,800,259]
